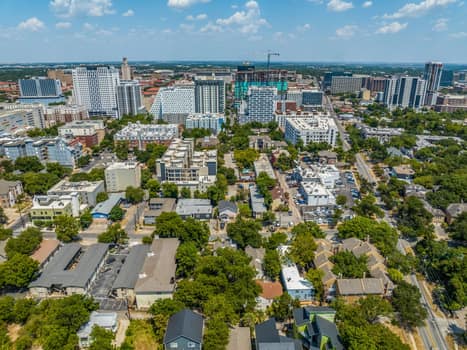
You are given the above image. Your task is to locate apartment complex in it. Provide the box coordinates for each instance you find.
[424,61,443,106]
[30,193,81,222]
[284,117,338,147]
[330,76,366,94]
[383,76,427,110]
[434,94,467,112]
[185,113,225,134]
[44,105,89,127]
[47,180,105,207]
[114,122,179,150]
[0,107,45,134]
[58,120,105,147]
[150,84,195,121]
[239,86,277,124]
[105,162,142,192]
[194,78,225,113]
[72,66,120,118]
[116,80,144,116]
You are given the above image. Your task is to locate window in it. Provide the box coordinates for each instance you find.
[187,342,196,348]
[170,342,178,348]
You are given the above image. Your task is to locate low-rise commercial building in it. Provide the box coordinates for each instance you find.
[48,180,105,207]
[30,193,81,222]
[175,199,213,220]
[285,117,338,147]
[105,162,141,192]
[58,120,105,148]
[0,180,23,208]
[299,182,336,207]
[360,126,404,143]
[114,122,179,150]
[91,193,124,219]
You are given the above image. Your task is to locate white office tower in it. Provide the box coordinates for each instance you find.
[240,86,277,124]
[150,84,195,122]
[117,80,143,116]
[424,61,443,106]
[383,76,427,110]
[72,66,120,118]
[194,78,225,113]
[121,57,132,80]
[284,117,338,147]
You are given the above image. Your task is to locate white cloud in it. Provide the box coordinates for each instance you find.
[167,0,210,9]
[327,0,354,11]
[122,9,134,17]
[180,23,195,31]
[83,22,94,30]
[376,21,408,34]
[433,18,448,31]
[50,0,115,18]
[200,22,223,33]
[335,24,358,38]
[384,0,457,19]
[450,31,467,38]
[18,17,45,32]
[215,0,268,34]
[297,23,311,32]
[362,1,373,8]
[186,13,208,20]
[55,21,72,29]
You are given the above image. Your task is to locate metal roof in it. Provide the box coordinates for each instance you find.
[91,193,124,216]
[164,309,203,345]
[112,244,149,290]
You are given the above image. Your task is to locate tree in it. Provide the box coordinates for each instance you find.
[89,326,114,350]
[306,269,325,302]
[46,162,71,178]
[203,316,230,350]
[0,227,12,241]
[203,294,238,325]
[109,205,124,222]
[268,293,300,322]
[358,295,393,323]
[54,215,80,242]
[149,298,185,344]
[263,249,281,281]
[13,298,36,324]
[289,230,317,270]
[5,227,42,258]
[0,296,15,323]
[397,196,434,239]
[155,212,209,248]
[331,251,368,278]
[175,242,199,278]
[391,281,428,329]
[336,194,347,206]
[233,148,259,169]
[96,192,109,204]
[264,232,287,250]
[98,224,128,245]
[22,172,60,195]
[161,182,178,198]
[146,179,161,198]
[262,211,276,226]
[448,212,467,242]
[77,155,91,168]
[15,156,44,173]
[226,218,262,250]
[353,195,384,218]
[180,187,191,199]
[79,210,93,230]
[0,208,7,225]
[291,222,325,239]
[115,141,129,160]
[0,254,39,288]
[125,186,145,204]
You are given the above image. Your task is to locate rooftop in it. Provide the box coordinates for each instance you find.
[0,179,21,195]
[105,162,139,171]
[30,239,60,266]
[48,180,104,193]
[112,245,150,290]
[336,278,385,296]
[256,280,283,300]
[91,193,124,216]
[281,263,314,291]
[176,199,213,216]
[227,327,252,350]
[77,311,117,339]
[164,309,203,345]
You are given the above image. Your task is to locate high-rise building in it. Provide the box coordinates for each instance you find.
[194,78,225,114]
[117,80,143,116]
[302,90,324,107]
[150,84,195,122]
[330,76,365,94]
[240,86,277,124]
[121,57,133,80]
[383,76,427,110]
[440,70,454,87]
[105,162,141,192]
[284,117,338,147]
[72,66,120,118]
[424,61,443,105]
[323,71,352,90]
[19,78,62,97]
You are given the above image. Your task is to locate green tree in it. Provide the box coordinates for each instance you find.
[115,141,129,160]
[46,162,71,178]
[331,251,369,278]
[13,298,37,324]
[0,227,12,241]
[358,295,393,323]
[268,293,300,322]
[77,155,91,168]
[149,299,185,344]
[336,194,347,206]
[233,148,259,169]
[263,249,281,281]
[175,242,199,278]
[448,212,467,242]
[15,156,44,173]
[180,187,191,199]
[155,212,209,248]
[108,206,124,222]
[79,209,93,230]
[98,224,128,245]
[5,227,42,258]
[0,296,15,323]
[306,269,325,302]
[391,281,428,329]
[0,254,38,288]
[226,218,262,250]
[203,294,239,325]
[289,229,317,270]
[161,182,178,198]
[397,196,434,239]
[96,192,109,204]
[203,316,230,350]
[89,326,114,350]
[125,186,145,204]
[22,172,60,195]
[291,222,325,239]
[0,208,8,225]
[54,215,80,242]
[261,211,276,225]
[146,179,161,198]
[353,195,384,218]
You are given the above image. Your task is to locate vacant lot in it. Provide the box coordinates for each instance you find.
[120,320,158,350]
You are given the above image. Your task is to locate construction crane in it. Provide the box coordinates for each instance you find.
[266,51,280,83]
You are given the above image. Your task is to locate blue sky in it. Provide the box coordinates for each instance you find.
[0,0,466,63]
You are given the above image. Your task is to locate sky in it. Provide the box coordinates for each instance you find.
[0,0,466,63]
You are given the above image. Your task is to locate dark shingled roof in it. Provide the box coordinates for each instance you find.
[314,316,344,350]
[112,244,149,290]
[164,309,203,345]
[255,319,301,350]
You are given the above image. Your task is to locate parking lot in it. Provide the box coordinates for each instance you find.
[335,171,359,207]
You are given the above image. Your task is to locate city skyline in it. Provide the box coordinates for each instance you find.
[0,0,466,63]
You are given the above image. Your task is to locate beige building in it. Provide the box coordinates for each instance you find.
[30,193,81,223]
[105,162,141,192]
[0,180,23,208]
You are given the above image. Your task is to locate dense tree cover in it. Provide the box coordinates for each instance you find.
[134,143,167,170]
[415,239,466,310]
[396,196,434,239]
[226,218,262,250]
[125,186,145,204]
[5,227,42,258]
[96,191,109,203]
[331,251,369,278]
[175,242,199,278]
[263,248,281,281]
[0,208,8,225]
[26,124,60,137]
[206,173,228,205]
[46,162,72,179]
[77,155,91,168]
[255,171,276,208]
[0,297,35,324]
[54,215,80,242]
[218,166,237,185]
[69,168,105,182]
[391,281,428,329]
[377,177,406,210]
[0,254,39,288]
[274,152,295,171]
[291,221,325,239]
[79,209,93,229]
[233,148,259,169]
[264,232,287,251]
[203,315,230,350]
[268,293,300,322]
[182,128,212,139]
[288,227,317,270]
[108,205,124,222]
[336,194,347,206]
[145,179,161,198]
[180,187,191,199]
[20,172,61,195]
[306,269,325,302]
[115,141,129,160]
[0,227,12,241]
[333,297,409,350]
[15,156,44,173]
[337,216,398,257]
[154,212,209,249]
[149,299,186,345]
[98,223,128,245]
[89,326,114,350]
[352,195,384,218]
[161,182,178,198]
[448,212,467,242]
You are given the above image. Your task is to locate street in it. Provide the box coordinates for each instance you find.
[275,169,302,225]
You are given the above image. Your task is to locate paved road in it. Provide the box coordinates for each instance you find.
[9,215,30,235]
[324,95,351,152]
[275,170,302,225]
[355,153,378,185]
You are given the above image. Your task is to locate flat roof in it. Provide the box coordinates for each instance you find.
[30,239,60,266]
[175,199,212,216]
[112,245,149,290]
[281,264,314,291]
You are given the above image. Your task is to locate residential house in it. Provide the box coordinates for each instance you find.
[163,309,203,350]
[249,135,272,151]
[256,280,283,310]
[77,311,118,348]
[143,198,176,225]
[255,318,302,350]
[175,199,213,220]
[446,203,467,224]
[0,180,23,208]
[218,200,238,222]
[421,199,445,224]
[392,165,415,181]
[336,278,386,299]
[250,185,267,219]
[245,246,266,279]
[281,263,315,302]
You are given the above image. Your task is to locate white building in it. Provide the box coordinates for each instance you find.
[114,122,179,150]
[121,57,133,80]
[284,117,338,147]
[117,80,144,116]
[383,76,427,110]
[275,111,331,129]
[150,84,195,121]
[281,263,314,301]
[0,107,45,134]
[299,182,336,207]
[194,78,225,113]
[105,162,141,192]
[296,164,340,189]
[330,76,365,94]
[47,180,105,207]
[240,86,277,124]
[72,66,120,118]
[185,113,225,134]
[58,119,104,137]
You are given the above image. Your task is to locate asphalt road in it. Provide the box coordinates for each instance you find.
[324,95,351,152]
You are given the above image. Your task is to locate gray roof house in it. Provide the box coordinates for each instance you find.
[255,318,302,350]
[446,203,467,224]
[144,198,177,225]
[164,309,204,350]
[245,246,266,279]
[218,200,238,221]
[250,185,267,219]
[176,199,213,220]
[77,311,118,348]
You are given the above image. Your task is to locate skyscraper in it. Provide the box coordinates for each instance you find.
[19,78,62,97]
[72,66,120,118]
[121,57,132,80]
[424,61,443,106]
[117,80,143,116]
[194,78,225,114]
[383,76,427,110]
[149,84,195,122]
[240,86,277,124]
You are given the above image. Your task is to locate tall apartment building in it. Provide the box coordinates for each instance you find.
[323,71,352,90]
[117,80,143,116]
[114,122,179,150]
[287,89,303,106]
[72,66,120,118]
[58,120,105,147]
[105,162,141,192]
[156,138,217,192]
[121,57,133,80]
[44,105,89,127]
[284,117,338,147]
[367,77,387,93]
[383,76,427,110]
[2,137,82,168]
[440,70,454,87]
[240,86,277,124]
[302,90,324,107]
[18,77,64,104]
[330,76,365,94]
[0,107,45,134]
[194,78,225,114]
[150,84,195,122]
[424,61,443,105]
[185,113,225,134]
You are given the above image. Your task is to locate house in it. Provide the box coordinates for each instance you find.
[250,185,267,219]
[293,306,343,350]
[318,150,338,164]
[249,135,272,151]
[245,246,265,279]
[255,318,302,350]
[112,244,150,305]
[227,326,251,350]
[256,280,283,310]
[30,239,60,269]
[135,238,180,309]
[175,199,213,220]
[446,203,467,224]
[0,179,23,208]
[218,200,238,222]
[163,309,203,350]
[405,184,427,199]
[77,311,118,348]
[143,198,176,225]
[91,193,124,220]
[281,263,315,302]
[392,165,415,181]
[336,278,386,299]
[421,199,445,224]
